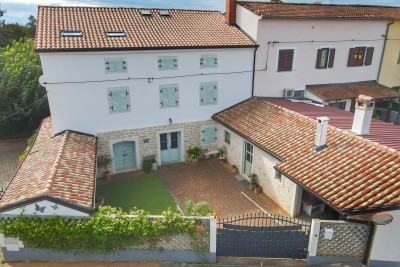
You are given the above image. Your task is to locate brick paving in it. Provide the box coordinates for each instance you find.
[0,140,26,188]
[158,158,288,219]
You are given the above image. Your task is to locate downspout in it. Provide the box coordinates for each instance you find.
[251,46,258,97]
[377,20,394,82]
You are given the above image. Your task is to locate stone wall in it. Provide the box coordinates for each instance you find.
[97,119,218,172]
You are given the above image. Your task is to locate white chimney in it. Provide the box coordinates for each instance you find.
[351,95,375,135]
[313,116,330,151]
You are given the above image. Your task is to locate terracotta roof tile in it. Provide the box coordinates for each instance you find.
[35,6,255,51]
[0,117,96,212]
[306,81,400,101]
[238,1,400,19]
[213,98,400,213]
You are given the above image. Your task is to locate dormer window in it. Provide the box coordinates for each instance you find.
[60,30,83,37]
[106,31,126,37]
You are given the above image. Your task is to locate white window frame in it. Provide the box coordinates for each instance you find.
[107,87,131,114]
[316,46,334,70]
[200,55,218,68]
[276,47,296,73]
[158,56,178,71]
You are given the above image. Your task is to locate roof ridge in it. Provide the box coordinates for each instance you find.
[238,1,400,9]
[43,131,70,195]
[263,99,400,156]
[37,5,221,13]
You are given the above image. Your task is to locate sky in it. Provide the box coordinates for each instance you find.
[1,0,400,24]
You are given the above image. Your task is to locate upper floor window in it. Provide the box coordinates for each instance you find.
[158,56,177,70]
[105,58,127,73]
[316,48,335,69]
[277,49,295,72]
[108,87,130,113]
[200,82,218,106]
[348,47,374,67]
[200,55,218,68]
[202,126,217,145]
[160,85,179,108]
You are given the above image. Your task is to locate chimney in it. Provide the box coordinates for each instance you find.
[351,95,376,135]
[312,117,329,151]
[226,0,236,25]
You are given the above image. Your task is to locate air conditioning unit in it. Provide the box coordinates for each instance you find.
[284,88,295,99]
[293,90,305,99]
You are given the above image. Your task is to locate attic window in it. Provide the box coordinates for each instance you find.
[106,31,126,37]
[61,31,83,37]
[140,10,151,16]
[159,10,170,17]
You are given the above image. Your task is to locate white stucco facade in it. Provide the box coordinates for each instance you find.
[39,48,255,135]
[236,5,388,98]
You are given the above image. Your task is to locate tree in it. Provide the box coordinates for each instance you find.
[0,23,27,47]
[0,40,50,138]
[25,15,36,38]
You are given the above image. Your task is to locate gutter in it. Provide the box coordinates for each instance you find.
[261,16,397,21]
[377,20,395,83]
[251,46,258,97]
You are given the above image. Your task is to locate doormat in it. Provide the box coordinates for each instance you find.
[234,174,250,186]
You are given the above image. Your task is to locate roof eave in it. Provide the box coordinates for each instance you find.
[260,15,398,21]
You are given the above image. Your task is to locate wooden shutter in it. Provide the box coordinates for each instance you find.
[105,59,127,73]
[202,127,216,144]
[159,57,177,70]
[328,48,335,68]
[200,83,217,105]
[364,47,374,66]
[160,86,178,108]
[201,56,217,67]
[348,48,356,67]
[278,49,294,72]
[316,49,323,69]
[109,89,129,113]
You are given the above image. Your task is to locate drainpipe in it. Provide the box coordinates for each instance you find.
[251,47,258,97]
[377,20,394,83]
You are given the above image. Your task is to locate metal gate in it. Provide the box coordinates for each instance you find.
[217,213,311,259]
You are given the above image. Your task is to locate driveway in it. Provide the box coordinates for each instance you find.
[158,158,288,219]
[0,140,26,188]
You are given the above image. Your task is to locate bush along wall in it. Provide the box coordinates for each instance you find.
[0,206,210,253]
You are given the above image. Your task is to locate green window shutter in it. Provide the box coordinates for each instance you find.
[202,127,216,144]
[200,83,218,105]
[105,58,127,73]
[108,88,130,113]
[201,55,217,68]
[159,57,177,70]
[160,86,178,108]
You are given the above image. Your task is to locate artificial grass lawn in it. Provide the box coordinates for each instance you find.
[96,174,177,214]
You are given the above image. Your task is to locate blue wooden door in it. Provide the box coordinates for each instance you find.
[160,132,181,164]
[113,141,137,171]
[244,141,253,176]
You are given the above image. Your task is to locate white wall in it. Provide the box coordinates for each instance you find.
[0,200,89,218]
[369,210,400,264]
[240,19,387,97]
[236,5,259,41]
[40,48,254,135]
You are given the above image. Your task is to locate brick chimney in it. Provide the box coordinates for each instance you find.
[352,95,376,135]
[226,0,237,25]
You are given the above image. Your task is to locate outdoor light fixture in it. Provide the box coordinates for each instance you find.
[169,118,172,125]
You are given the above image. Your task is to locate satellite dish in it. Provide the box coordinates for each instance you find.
[372,212,393,225]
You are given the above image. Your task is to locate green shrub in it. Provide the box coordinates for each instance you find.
[186,146,203,160]
[184,199,212,216]
[142,160,153,173]
[18,132,36,164]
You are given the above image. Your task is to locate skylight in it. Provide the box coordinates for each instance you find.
[159,10,170,17]
[140,10,151,16]
[61,31,83,37]
[106,31,126,38]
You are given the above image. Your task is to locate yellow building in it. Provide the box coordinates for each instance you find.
[379,20,400,89]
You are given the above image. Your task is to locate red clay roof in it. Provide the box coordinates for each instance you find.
[0,117,96,212]
[307,81,400,101]
[213,98,400,213]
[35,6,255,51]
[238,1,400,19]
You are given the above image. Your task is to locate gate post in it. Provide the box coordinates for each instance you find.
[308,219,321,258]
[210,215,217,255]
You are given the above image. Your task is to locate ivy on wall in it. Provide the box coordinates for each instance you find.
[0,206,209,253]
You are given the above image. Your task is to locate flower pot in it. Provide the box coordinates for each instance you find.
[219,157,227,163]
[103,171,112,181]
[254,187,263,194]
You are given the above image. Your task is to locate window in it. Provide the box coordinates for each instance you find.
[108,87,130,113]
[224,130,231,145]
[202,127,217,145]
[105,58,127,73]
[275,171,282,182]
[60,30,83,37]
[105,31,126,37]
[277,49,295,72]
[200,55,218,68]
[160,85,179,108]
[316,48,335,69]
[348,47,374,67]
[200,82,218,105]
[329,101,346,110]
[158,56,177,70]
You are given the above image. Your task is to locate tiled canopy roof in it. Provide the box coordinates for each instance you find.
[35,6,255,51]
[0,118,96,212]
[238,1,400,19]
[307,81,400,101]
[213,98,400,214]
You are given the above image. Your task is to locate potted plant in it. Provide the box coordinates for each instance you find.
[186,146,203,163]
[97,154,112,180]
[218,146,227,163]
[250,173,262,194]
[232,164,239,173]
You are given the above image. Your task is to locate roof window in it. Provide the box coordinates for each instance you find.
[159,10,170,17]
[61,31,83,37]
[106,31,126,37]
[140,10,151,16]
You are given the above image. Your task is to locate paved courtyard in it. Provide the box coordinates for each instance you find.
[158,158,288,219]
[0,140,26,188]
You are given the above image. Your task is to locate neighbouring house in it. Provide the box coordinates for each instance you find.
[213,95,400,266]
[35,6,257,173]
[227,0,400,110]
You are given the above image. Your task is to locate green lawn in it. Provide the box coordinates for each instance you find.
[96,174,177,214]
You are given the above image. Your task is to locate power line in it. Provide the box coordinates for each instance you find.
[0,94,47,123]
